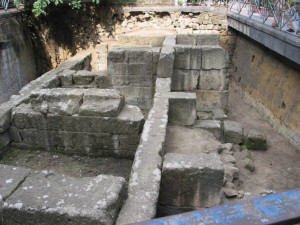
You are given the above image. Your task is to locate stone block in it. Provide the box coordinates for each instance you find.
[112,75,153,87]
[245,129,267,150]
[114,86,154,105]
[19,129,49,147]
[41,77,60,89]
[202,46,229,70]
[30,89,84,116]
[196,90,228,112]
[224,120,244,144]
[9,126,22,143]
[213,108,228,120]
[172,69,199,91]
[152,47,161,75]
[57,69,76,86]
[3,172,125,225]
[128,63,153,76]
[194,120,222,140]
[176,34,220,46]
[73,70,95,85]
[159,153,224,208]
[127,47,153,64]
[157,36,175,78]
[196,111,213,120]
[108,62,128,76]
[94,71,111,88]
[176,34,196,45]
[0,165,31,201]
[107,48,128,63]
[174,46,202,70]
[199,69,229,91]
[167,92,196,126]
[79,89,125,117]
[0,102,12,132]
[155,78,171,93]
[0,131,10,152]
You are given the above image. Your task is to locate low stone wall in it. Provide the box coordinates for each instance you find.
[0,51,91,156]
[231,35,300,150]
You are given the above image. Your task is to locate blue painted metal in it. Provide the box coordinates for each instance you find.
[130,189,300,225]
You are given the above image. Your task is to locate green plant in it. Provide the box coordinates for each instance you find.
[178,0,182,5]
[31,0,101,17]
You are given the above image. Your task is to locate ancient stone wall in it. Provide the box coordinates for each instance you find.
[0,12,37,105]
[231,34,300,150]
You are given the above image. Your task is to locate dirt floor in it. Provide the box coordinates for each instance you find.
[0,149,133,182]
[225,81,300,202]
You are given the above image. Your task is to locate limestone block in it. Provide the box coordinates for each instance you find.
[213,108,228,120]
[79,89,125,117]
[157,36,176,78]
[152,47,161,75]
[245,129,267,150]
[0,165,31,202]
[202,46,229,70]
[41,77,60,89]
[223,163,239,183]
[196,90,228,112]
[196,111,213,120]
[19,129,49,147]
[176,34,220,46]
[73,70,95,85]
[94,71,111,88]
[128,63,153,76]
[155,78,171,93]
[167,92,196,126]
[111,75,153,87]
[12,104,47,129]
[107,48,128,63]
[0,131,10,152]
[0,102,12,132]
[30,89,84,116]
[199,69,229,91]
[108,62,128,76]
[9,126,22,143]
[176,34,195,45]
[172,69,199,91]
[174,46,202,70]
[159,153,224,208]
[194,120,222,140]
[3,172,125,225]
[57,69,76,86]
[127,47,153,64]
[224,120,244,144]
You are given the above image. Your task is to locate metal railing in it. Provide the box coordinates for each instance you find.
[229,0,298,30]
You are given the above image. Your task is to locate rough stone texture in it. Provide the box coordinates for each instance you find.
[3,171,125,225]
[0,165,31,202]
[167,92,197,126]
[196,111,213,120]
[202,45,229,70]
[196,90,228,112]
[213,108,228,120]
[159,153,224,208]
[199,69,229,91]
[177,34,220,46]
[157,35,176,78]
[172,69,199,91]
[108,47,160,109]
[0,132,10,154]
[116,78,170,225]
[194,120,222,140]
[223,163,239,183]
[224,120,244,144]
[57,69,76,86]
[245,129,267,150]
[174,46,202,70]
[0,102,12,133]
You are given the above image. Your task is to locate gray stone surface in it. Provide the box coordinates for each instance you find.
[57,69,76,86]
[245,128,267,150]
[196,111,213,120]
[167,92,196,126]
[157,36,176,78]
[194,120,222,140]
[174,46,202,70]
[172,69,199,91]
[177,34,220,46]
[224,120,244,144]
[159,153,224,208]
[213,108,228,120]
[0,102,12,133]
[202,46,229,70]
[3,171,125,225]
[155,78,171,93]
[223,163,239,183]
[199,69,229,91]
[0,132,10,153]
[0,164,31,202]
[196,90,228,112]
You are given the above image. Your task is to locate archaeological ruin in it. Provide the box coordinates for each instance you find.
[0,3,299,225]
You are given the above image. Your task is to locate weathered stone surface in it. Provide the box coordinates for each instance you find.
[177,34,220,46]
[57,69,76,86]
[223,163,239,183]
[213,108,228,120]
[222,154,236,164]
[196,90,228,111]
[245,129,267,150]
[196,111,213,120]
[0,165,31,201]
[73,70,98,85]
[0,132,10,152]
[3,172,125,225]
[79,89,125,117]
[167,92,196,126]
[172,69,199,91]
[155,78,171,93]
[159,153,224,208]
[157,36,176,78]
[8,127,22,143]
[243,158,255,172]
[41,77,60,89]
[199,69,229,91]
[194,120,222,140]
[174,46,202,70]
[94,71,111,88]
[223,188,238,198]
[202,46,229,70]
[0,102,12,132]
[224,120,244,144]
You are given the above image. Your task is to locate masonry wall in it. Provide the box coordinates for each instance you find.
[231,34,300,150]
[0,12,37,105]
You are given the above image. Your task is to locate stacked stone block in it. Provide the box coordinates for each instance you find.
[10,88,144,159]
[108,47,161,109]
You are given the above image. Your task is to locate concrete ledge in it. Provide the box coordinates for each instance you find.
[227,12,300,65]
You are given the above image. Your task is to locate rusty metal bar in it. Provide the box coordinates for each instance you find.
[129,188,300,225]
